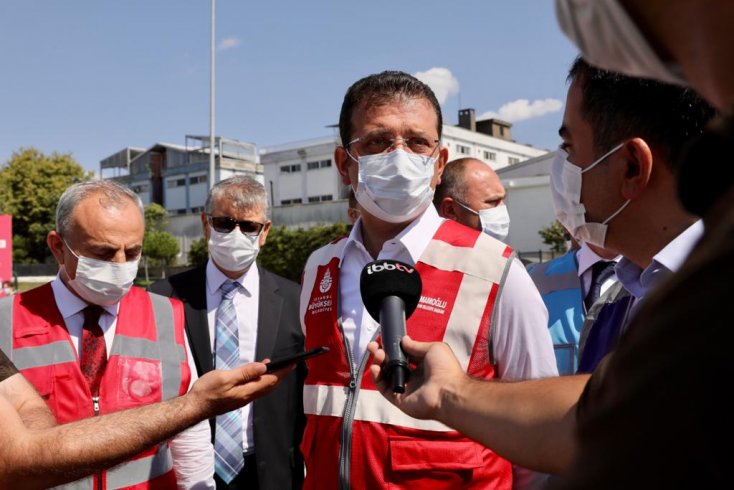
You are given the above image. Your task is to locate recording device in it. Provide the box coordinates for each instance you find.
[360,259,422,393]
[265,346,330,372]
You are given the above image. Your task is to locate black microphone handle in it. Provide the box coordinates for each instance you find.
[379,295,410,393]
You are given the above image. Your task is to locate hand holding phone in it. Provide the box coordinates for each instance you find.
[265,346,330,372]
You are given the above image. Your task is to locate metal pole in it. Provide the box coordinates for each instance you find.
[209,0,216,188]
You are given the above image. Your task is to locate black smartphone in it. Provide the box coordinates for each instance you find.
[265,346,330,372]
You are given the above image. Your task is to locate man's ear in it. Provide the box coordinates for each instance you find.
[200,212,210,239]
[620,137,654,200]
[438,197,459,220]
[334,147,353,186]
[47,231,65,265]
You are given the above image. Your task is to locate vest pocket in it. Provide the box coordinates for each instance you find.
[389,436,483,472]
[115,357,162,408]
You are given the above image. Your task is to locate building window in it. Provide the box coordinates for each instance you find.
[307,159,332,171]
[191,206,204,213]
[166,178,186,188]
[457,144,471,155]
[189,175,207,185]
[280,198,303,205]
[280,164,302,173]
[508,157,520,165]
[308,196,320,203]
[321,194,333,201]
[484,151,496,161]
[131,183,149,193]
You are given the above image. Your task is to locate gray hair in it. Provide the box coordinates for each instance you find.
[205,175,269,217]
[56,180,144,238]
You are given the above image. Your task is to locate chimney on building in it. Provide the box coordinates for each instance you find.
[458,108,476,132]
[476,118,513,141]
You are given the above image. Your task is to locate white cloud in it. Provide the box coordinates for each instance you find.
[218,37,241,51]
[478,98,562,122]
[413,67,459,105]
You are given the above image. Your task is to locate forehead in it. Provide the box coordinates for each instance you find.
[351,96,438,137]
[562,81,594,143]
[464,164,504,199]
[210,198,265,220]
[70,195,144,243]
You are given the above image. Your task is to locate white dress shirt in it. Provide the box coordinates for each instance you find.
[205,259,259,454]
[50,275,215,490]
[576,242,621,299]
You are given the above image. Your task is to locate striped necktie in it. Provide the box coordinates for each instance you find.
[214,280,244,483]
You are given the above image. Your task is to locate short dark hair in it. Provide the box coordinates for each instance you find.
[338,71,443,147]
[568,57,716,171]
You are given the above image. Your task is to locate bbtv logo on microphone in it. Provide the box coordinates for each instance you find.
[365,262,415,275]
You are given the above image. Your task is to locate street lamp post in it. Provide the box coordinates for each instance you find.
[209,0,216,189]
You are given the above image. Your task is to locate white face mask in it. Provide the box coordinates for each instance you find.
[555,0,687,86]
[64,241,139,306]
[456,201,510,242]
[348,148,436,224]
[550,145,631,248]
[208,228,260,273]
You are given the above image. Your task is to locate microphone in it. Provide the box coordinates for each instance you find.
[360,259,422,393]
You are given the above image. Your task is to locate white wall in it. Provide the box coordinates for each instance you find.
[502,176,557,253]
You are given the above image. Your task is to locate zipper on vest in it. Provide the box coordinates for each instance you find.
[337,320,381,490]
[92,396,103,489]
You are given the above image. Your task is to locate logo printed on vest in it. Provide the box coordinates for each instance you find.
[417,295,448,315]
[319,269,332,293]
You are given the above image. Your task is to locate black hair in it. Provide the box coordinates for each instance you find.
[568,57,717,171]
[338,71,443,147]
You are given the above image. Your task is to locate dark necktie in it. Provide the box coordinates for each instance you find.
[584,261,616,311]
[81,305,107,396]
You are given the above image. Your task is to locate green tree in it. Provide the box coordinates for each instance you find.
[0,148,92,263]
[538,220,569,253]
[258,223,350,282]
[188,237,209,267]
[142,203,180,281]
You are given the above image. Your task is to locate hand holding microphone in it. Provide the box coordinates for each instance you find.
[360,259,422,393]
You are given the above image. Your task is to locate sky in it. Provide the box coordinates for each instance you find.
[0,1,579,174]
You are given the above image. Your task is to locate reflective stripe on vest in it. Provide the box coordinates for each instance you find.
[304,384,453,432]
[6,293,185,400]
[106,441,174,489]
[0,296,12,356]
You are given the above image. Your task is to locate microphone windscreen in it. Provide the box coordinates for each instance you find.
[360,259,422,323]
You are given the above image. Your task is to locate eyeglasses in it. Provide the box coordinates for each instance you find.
[207,215,265,236]
[346,134,439,156]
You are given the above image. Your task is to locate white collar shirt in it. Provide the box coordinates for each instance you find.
[339,206,439,368]
[575,242,621,298]
[205,258,259,454]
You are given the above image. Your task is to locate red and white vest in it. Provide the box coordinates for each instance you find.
[0,284,191,490]
[299,220,515,490]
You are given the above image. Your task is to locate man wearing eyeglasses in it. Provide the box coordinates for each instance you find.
[150,176,305,490]
[299,71,557,490]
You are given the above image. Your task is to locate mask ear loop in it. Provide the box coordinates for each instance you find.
[581,142,625,174]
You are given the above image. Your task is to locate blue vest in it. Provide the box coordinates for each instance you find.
[528,252,584,375]
[577,282,633,373]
